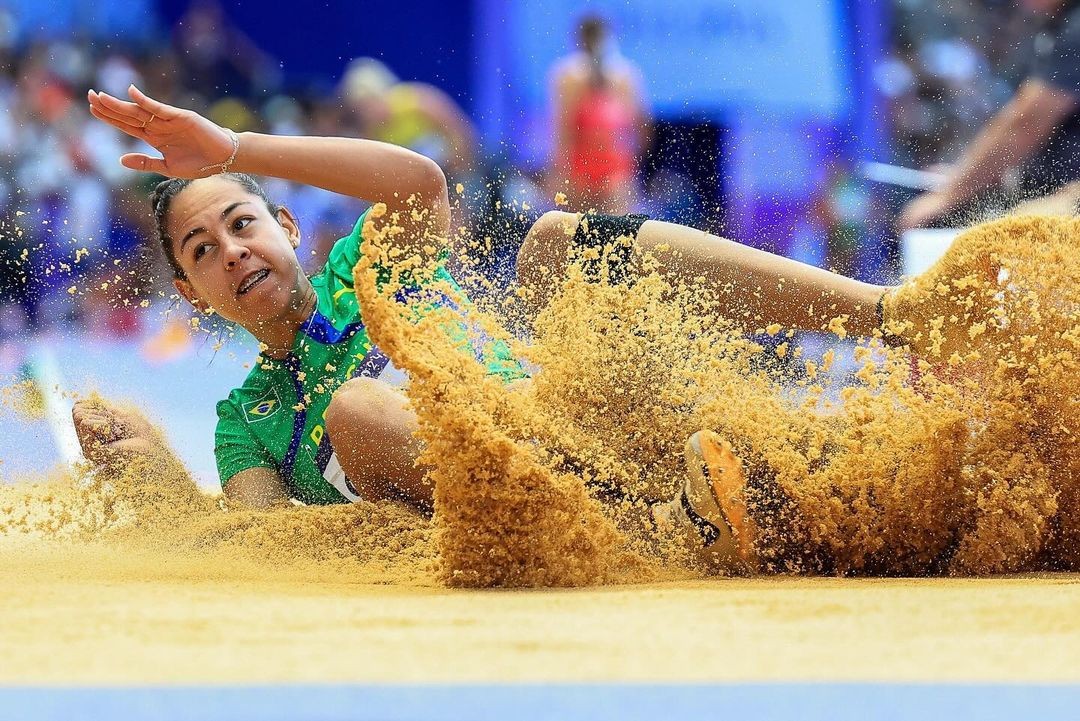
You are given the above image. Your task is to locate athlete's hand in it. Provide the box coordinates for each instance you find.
[86,85,236,179]
[72,399,162,466]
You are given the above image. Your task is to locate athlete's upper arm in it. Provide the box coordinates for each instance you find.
[215,396,281,493]
[223,466,291,508]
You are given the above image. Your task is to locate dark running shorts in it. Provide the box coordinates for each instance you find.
[570,212,649,284]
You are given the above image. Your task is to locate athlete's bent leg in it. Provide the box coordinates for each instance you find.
[632,218,886,335]
[324,377,431,512]
[516,210,582,309]
[517,210,888,336]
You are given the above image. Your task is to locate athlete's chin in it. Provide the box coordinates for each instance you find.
[232,288,294,324]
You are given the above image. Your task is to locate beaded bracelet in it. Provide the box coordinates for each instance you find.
[199,128,240,175]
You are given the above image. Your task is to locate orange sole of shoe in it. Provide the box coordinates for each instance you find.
[696,430,760,573]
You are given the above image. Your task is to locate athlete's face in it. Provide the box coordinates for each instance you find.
[167,176,308,330]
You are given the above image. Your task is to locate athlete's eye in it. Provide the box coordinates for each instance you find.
[232,216,254,232]
[194,243,213,261]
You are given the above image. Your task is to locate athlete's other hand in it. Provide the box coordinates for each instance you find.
[72,399,161,466]
[86,85,235,179]
[897,190,956,233]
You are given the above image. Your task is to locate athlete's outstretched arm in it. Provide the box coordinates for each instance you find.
[86,85,449,256]
[518,211,887,336]
[73,399,292,509]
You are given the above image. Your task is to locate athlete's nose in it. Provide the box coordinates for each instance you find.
[222,239,251,271]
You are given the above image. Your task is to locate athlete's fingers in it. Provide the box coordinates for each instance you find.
[88,105,148,143]
[87,102,145,136]
[74,408,116,427]
[87,98,134,126]
[82,411,113,424]
[77,416,116,437]
[120,153,168,175]
[127,84,182,120]
[73,407,107,421]
[91,89,151,124]
[91,89,148,124]
[72,402,106,422]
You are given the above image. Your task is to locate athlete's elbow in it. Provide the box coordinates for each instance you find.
[411,157,451,234]
[404,154,444,201]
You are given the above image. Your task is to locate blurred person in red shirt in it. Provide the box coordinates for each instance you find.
[549,14,650,215]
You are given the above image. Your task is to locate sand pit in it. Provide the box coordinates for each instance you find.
[2,545,1079,684]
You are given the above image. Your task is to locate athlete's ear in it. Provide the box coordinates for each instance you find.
[174,278,210,314]
[276,206,301,249]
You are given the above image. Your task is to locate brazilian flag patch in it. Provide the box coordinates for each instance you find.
[242,388,282,423]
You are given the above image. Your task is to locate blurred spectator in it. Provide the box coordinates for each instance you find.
[0,3,362,354]
[339,57,478,181]
[897,0,1080,229]
[262,97,365,275]
[0,37,135,338]
[548,14,649,215]
[172,0,280,100]
[817,163,874,277]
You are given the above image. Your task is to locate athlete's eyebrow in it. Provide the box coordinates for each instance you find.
[180,201,253,250]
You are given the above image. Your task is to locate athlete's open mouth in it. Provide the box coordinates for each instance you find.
[237,269,270,296]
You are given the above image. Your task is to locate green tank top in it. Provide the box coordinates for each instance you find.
[214,211,525,505]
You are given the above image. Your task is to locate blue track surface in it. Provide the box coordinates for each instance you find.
[2,685,1078,721]
[0,334,251,489]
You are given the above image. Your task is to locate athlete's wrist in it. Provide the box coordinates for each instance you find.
[199,128,240,176]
